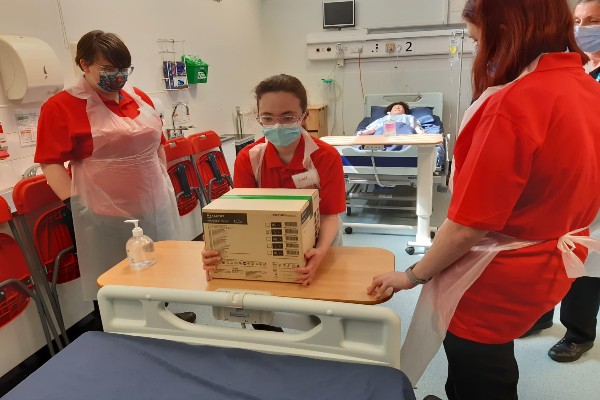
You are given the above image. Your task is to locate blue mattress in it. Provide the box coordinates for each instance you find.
[342,155,418,168]
[4,331,415,400]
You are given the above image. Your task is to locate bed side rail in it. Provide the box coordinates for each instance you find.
[98,285,401,369]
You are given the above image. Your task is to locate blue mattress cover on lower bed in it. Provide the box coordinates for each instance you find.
[4,331,415,400]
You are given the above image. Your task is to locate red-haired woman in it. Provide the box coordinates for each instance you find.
[368,0,600,398]
[520,0,600,364]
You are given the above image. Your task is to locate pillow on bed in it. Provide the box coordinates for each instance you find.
[409,107,435,125]
[370,105,435,125]
[370,106,388,120]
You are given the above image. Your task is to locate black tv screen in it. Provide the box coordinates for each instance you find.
[323,1,355,29]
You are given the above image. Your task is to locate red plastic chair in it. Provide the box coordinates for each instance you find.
[0,196,60,355]
[12,173,78,346]
[163,137,205,215]
[188,131,233,202]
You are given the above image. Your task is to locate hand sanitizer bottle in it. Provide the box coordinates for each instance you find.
[383,112,396,136]
[124,220,156,268]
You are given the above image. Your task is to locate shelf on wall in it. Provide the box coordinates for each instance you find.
[157,38,188,91]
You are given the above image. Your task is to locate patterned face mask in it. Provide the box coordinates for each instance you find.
[97,70,129,92]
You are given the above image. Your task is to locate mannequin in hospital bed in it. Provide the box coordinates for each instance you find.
[356,102,426,136]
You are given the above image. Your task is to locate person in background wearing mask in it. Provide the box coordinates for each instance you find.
[202,74,345,288]
[35,30,193,323]
[519,0,600,363]
[367,0,600,398]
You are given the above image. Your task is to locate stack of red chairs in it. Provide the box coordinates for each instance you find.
[0,195,60,355]
[163,137,205,215]
[188,131,233,202]
[12,173,78,346]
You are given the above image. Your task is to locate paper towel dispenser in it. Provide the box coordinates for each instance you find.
[0,35,63,103]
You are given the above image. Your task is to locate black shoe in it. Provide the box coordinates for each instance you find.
[548,338,593,362]
[519,320,553,338]
[175,312,197,323]
[423,396,442,400]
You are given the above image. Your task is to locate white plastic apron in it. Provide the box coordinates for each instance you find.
[249,130,343,246]
[403,55,600,386]
[68,77,181,299]
[401,228,600,386]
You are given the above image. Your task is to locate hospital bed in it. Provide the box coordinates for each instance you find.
[3,286,416,399]
[324,92,448,254]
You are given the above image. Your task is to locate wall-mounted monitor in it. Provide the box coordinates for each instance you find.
[323,1,355,29]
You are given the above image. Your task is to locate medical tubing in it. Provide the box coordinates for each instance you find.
[370,152,394,188]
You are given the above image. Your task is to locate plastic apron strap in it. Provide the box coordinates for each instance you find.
[400,232,541,387]
[249,142,268,187]
[557,223,600,278]
[301,132,343,246]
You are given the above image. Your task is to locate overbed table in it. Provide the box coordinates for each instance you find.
[321,134,443,253]
[97,240,395,305]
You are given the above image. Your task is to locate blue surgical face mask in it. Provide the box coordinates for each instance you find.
[263,123,302,147]
[97,70,128,92]
[575,25,600,53]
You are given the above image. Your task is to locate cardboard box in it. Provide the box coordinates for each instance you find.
[202,188,320,283]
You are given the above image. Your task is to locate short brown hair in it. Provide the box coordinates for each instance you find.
[463,0,587,99]
[254,74,307,113]
[75,30,131,70]
[385,102,410,114]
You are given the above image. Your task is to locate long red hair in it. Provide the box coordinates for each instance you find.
[463,0,588,99]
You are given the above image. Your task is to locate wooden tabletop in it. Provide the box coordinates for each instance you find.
[97,241,394,305]
[321,134,443,146]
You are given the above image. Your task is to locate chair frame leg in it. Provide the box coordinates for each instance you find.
[9,219,67,350]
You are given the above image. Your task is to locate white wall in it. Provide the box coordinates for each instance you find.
[0,0,266,190]
[260,0,473,141]
[0,0,471,191]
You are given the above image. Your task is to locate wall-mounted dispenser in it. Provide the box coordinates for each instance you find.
[0,35,63,103]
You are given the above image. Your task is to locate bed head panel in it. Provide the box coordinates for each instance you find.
[98,286,402,369]
[364,92,443,118]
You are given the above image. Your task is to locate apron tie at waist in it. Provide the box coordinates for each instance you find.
[401,226,599,387]
[557,226,600,278]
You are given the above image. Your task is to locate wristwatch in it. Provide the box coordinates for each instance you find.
[405,264,430,285]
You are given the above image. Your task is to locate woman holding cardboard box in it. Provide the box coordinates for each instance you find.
[202,74,345,286]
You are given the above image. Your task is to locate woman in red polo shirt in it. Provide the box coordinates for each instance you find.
[202,74,346,286]
[35,30,180,300]
[367,0,600,398]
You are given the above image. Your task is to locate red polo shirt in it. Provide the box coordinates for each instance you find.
[34,87,163,164]
[447,53,600,343]
[234,135,346,215]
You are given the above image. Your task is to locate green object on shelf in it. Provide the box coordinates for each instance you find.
[182,55,208,84]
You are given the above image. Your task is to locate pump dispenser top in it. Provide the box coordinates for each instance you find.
[125,219,143,237]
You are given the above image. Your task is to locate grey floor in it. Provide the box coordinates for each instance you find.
[171,185,600,400]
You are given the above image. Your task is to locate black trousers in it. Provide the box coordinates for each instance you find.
[444,331,519,400]
[537,276,600,343]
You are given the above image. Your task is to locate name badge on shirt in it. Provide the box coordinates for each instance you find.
[292,169,319,189]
